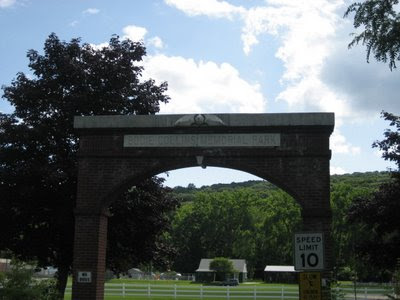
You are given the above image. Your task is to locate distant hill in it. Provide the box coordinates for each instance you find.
[171,171,391,202]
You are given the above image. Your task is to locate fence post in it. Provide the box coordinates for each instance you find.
[254,285,257,300]
[281,285,284,300]
[174,284,177,299]
[364,287,367,300]
[148,283,151,297]
[200,285,203,299]
[122,282,125,297]
[227,286,230,300]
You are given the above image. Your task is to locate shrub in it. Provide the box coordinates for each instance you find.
[0,260,58,300]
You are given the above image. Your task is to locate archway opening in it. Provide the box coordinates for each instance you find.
[106,166,302,282]
[160,166,261,188]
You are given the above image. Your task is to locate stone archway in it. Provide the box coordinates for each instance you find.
[71,113,334,300]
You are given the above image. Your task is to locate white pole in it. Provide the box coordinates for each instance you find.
[174,284,177,299]
[122,283,125,297]
[281,285,284,300]
[148,283,151,297]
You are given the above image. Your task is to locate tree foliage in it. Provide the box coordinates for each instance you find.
[0,260,58,300]
[372,112,400,170]
[170,188,301,277]
[344,0,400,70]
[347,112,400,279]
[348,179,400,277]
[209,257,236,274]
[0,33,173,296]
[330,182,371,279]
[209,257,237,281]
[107,177,179,274]
[171,172,391,280]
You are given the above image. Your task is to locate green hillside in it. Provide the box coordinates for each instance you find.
[172,171,390,202]
[168,171,393,281]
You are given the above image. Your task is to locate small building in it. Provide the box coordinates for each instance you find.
[127,268,144,279]
[264,265,298,283]
[0,258,11,272]
[195,258,247,283]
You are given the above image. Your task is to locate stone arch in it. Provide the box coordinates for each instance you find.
[99,161,303,211]
[71,113,334,300]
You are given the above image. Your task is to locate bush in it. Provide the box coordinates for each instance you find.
[0,260,58,300]
[389,258,400,300]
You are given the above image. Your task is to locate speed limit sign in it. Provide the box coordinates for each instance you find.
[294,232,325,270]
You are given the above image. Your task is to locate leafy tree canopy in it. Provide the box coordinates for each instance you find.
[372,112,400,171]
[209,257,237,274]
[0,33,174,297]
[344,0,400,70]
[0,259,59,300]
[171,188,301,277]
[347,112,400,277]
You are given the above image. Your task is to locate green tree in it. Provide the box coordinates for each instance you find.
[344,0,400,70]
[391,258,400,299]
[209,257,237,281]
[372,112,400,170]
[0,259,58,300]
[330,182,373,280]
[170,188,301,278]
[107,177,179,274]
[0,33,173,297]
[171,189,259,273]
[347,112,400,280]
[252,189,301,277]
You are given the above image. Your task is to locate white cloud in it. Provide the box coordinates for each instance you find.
[122,25,164,50]
[374,149,384,158]
[148,36,164,49]
[0,0,16,8]
[321,33,400,115]
[143,54,266,114]
[240,0,354,121]
[83,8,100,15]
[164,0,245,19]
[331,130,361,155]
[164,0,398,119]
[122,25,148,42]
[90,42,109,50]
[330,166,347,175]
[69,20,79,27]
[166,0,354,118]
[164,0,365,156]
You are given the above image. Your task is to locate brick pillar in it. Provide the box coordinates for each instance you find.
[71,210,109,300]
[302,211,333,300]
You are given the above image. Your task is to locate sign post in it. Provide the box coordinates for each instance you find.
[294,232,324,271]
[299,272,322,300]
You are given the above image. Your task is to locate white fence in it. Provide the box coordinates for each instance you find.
[66,284,299,299]
[65,283,394,299]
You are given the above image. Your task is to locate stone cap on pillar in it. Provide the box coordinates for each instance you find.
[74,113,335,131]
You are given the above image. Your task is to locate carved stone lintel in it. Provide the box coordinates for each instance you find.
[174,114,226,127]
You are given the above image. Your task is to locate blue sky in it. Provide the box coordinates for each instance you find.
[0,0,399,187]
